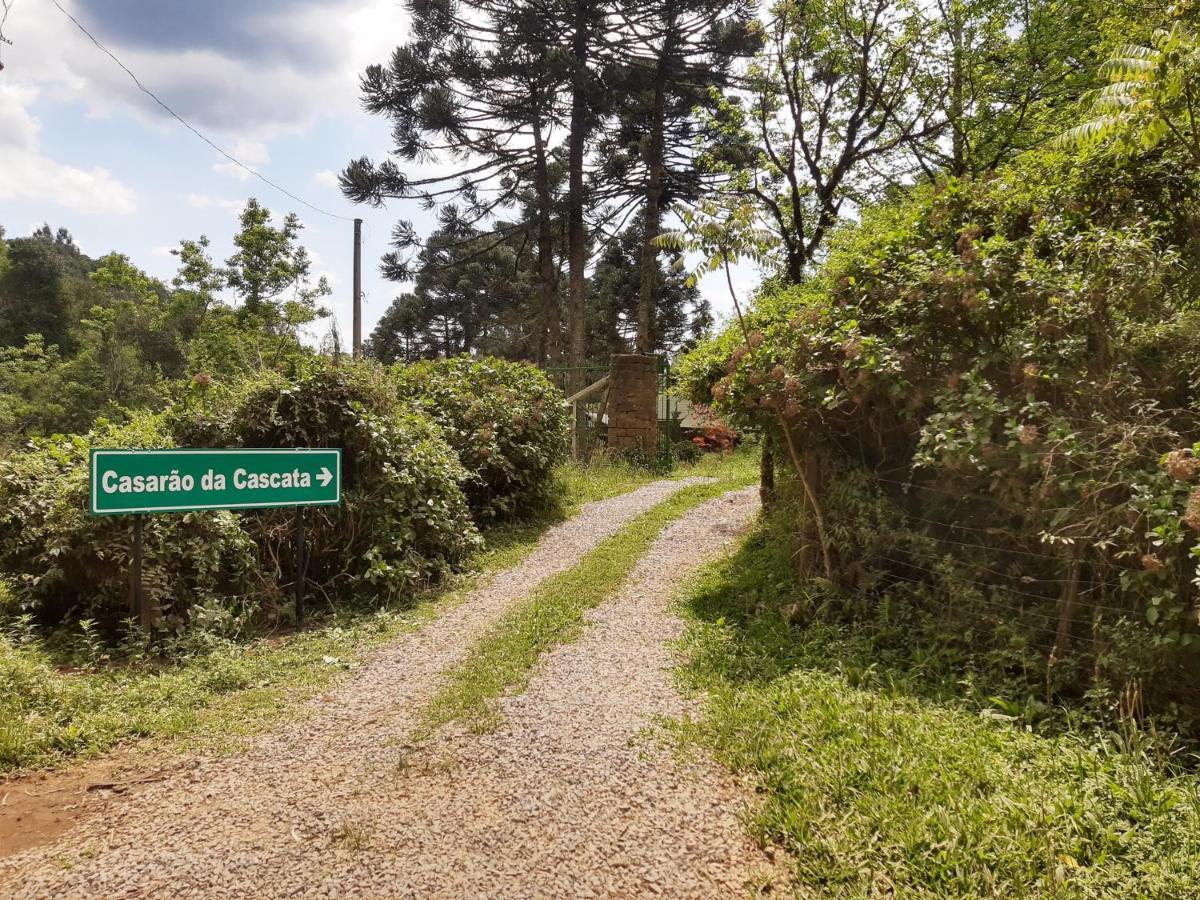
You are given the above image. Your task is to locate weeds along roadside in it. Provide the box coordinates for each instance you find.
[669,518,1200,897]
[0,451,751,774]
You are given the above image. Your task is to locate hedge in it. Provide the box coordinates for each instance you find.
[392,357,568,520]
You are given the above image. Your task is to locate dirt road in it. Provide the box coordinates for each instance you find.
[1,483,775,898]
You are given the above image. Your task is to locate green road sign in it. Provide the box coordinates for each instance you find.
[89,448,342,516]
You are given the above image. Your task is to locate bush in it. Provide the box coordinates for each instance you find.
[0,363,479,639]
[392,357,568,520]
[678,147,1200,732]
[672,439,703,465]
[0,414,259,632]
[174,363,481,606]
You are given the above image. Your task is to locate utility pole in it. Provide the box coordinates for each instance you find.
[352,217,363,359]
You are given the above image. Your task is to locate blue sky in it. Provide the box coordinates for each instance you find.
[0,0,751,345]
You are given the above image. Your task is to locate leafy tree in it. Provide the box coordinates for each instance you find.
[588,224,711,356]
[170,235,225,339]
[366,216,537,362]
[706,0,943,283]
[414,219,534,356]
[0,336,75,443]
[367,293,427,364]
[1063,7,1200,164]
[56,253,183,416]
[927,0,1109,176]
[0,225,92,351]
[225,199,330,329]
[162,199,333,377]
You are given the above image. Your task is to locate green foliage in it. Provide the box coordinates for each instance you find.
[0,336,78,443]
[369,223,537,362]
[224,199,331,327]
[393,356,569,520]
[0,361,482,637]
[0,226,91,352]
[0,206,330,446]
[586,224,713,357]
[0,413,258,631]
[675,528,1200,896]
[0,597,453,772]
[1062,6,1200,165]
[174,362,481,604]
[679,145,1200,728]
[672,438,704,466]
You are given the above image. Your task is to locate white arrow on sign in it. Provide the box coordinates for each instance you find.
[318,466,333,487]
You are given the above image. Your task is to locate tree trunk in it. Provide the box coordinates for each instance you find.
[949,11,966,176]
[760,430,776,509]
[636,12,673,354]
[566,3,590,376]
[532,116,559,366]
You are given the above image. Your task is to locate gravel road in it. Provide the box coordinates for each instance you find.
[2,481,775,898]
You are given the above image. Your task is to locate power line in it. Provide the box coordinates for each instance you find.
[47,0,354,223]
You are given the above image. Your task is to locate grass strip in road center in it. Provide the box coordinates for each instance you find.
[417,460,758,736]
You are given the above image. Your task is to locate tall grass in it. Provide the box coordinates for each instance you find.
[673,525,1200,896]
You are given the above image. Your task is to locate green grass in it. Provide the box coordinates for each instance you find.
[0,451,746,774]
[467,450,749,574]
[553,455,661,508]
[419,449,759,735]
[672,524,1200,897]
[0,574,475,772]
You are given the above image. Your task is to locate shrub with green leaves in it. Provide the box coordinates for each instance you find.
[678,146,1200,730]
[0,414,258,632]
[392,357,568,519]
[176,363,480,605]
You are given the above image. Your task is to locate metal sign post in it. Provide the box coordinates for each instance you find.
[90,448,342,627]
[294,505,307,625]
[131,514,146,628]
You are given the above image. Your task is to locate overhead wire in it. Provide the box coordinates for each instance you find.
[46,0,354,223]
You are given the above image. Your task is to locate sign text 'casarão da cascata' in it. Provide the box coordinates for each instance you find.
[89,448,342,516]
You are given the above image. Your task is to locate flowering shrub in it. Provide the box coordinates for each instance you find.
[690,422,740,453]
[392,357,568,520]
[677,146,1200,727]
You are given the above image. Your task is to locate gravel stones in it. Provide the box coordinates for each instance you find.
[2,482,777,898]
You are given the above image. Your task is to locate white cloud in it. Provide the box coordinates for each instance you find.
[313,169,340,188]
[213,138,271,181]
[150,245,177,257]
[0,84,136,214]
[6,1,407,144]
[185,192,243,213]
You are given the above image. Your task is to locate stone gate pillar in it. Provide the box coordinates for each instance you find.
[606,354,658,453]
